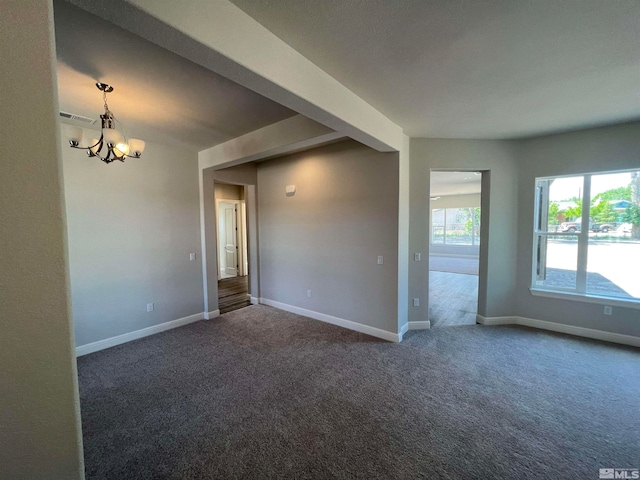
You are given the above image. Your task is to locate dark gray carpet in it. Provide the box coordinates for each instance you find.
[78,305,640,479]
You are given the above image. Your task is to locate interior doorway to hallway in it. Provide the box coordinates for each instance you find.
[215,182,251,314]
[429,171,482,327]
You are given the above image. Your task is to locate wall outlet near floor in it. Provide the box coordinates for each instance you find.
[414,253,421,261]
[147,303,154,312]
[189,253,196,261]
[604,305,613,316]
[377,255,384,265]
[413,298,420,307]
[307,289,312,298]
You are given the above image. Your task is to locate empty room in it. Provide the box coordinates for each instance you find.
[2,1,640,480]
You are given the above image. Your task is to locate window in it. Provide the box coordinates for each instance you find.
[431,207,480,246]
[532,169,640,304]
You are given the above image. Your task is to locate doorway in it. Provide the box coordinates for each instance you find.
[215,182,251,314]
[429,171,481,327]
[218,200,240,279]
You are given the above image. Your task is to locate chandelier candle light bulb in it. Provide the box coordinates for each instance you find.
[66,83,145,164]
[103,128,123,147]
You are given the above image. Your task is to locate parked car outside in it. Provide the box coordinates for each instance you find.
[618,223,632,234]
[591,223,615,233]
[559,217,615,233]
[559,218,588,233]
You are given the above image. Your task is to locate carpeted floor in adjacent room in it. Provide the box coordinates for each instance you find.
[77,305,640,479]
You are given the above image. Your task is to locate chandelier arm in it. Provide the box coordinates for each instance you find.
[70,135,104,151]
[67,83,143,165]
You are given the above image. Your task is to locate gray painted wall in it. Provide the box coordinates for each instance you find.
[409,139,519,324]
[257,140,400,333]
[0,2,84,477]
[214,182,243,200]
[515,121,640,336]
[62,129,204,346]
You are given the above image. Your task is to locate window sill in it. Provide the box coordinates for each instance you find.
[530,288,640,310]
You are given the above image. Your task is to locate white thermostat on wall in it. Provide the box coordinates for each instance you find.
[285,185,296,196]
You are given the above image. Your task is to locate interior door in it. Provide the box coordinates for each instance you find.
[219,201,238,278]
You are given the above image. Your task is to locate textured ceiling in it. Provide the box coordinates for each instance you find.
[53,0,295,150]
[231,0,640,139]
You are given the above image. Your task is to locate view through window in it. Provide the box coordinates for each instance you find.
[533,169,640,301]
[432,207,481,246]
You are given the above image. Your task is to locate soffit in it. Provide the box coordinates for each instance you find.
[54,0,296,150]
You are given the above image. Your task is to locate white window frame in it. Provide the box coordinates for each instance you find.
[531,170,640,309]
[431,207,480,246]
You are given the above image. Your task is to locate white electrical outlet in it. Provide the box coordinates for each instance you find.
[413,298,420,307]
[377,256,384,265]
[604,306,613,316]
[414,253,421,261]
[147,303,154,312]
[307,289,312,298]
[189,253,196,261]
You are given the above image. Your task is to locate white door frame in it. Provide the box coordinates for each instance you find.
[215,198,247,280]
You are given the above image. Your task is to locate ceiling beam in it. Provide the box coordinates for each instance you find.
[199,115,344,171]
[67,0,403,152]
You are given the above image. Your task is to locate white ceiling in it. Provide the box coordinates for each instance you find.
[231,0,640,139]
[431,171,481,197]
[53,0,296,150]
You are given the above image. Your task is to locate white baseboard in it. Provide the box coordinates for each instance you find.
[399,322,409,341]
[76,312,204,357]
[476,315,640,348]
[250,296,259,305]
[408,321,431,330]
[204,309,220,320]
[476,314,514,326]
[430,253,479,259]
[259,298,402,342]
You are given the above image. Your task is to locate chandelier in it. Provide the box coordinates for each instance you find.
[66,83,145,164]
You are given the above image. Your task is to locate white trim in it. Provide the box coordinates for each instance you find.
[259,298,401,342]
[530,288,640,310]
[398,322,409,342]
[476,315,640,348]
[198,169,209,318]
[408,321,431,330]
[76,312,204,356]
[204,309,220,320]
[429,253,479,259]
[476,314,515,326]
[250,296,259,305]
[216,197,242,279]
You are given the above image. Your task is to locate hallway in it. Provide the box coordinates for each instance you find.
[218,276,251,314]
[429,255,479,328]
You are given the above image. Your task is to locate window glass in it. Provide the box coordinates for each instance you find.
[533,169,640,302]
[431,209,444,244]
[445,208,471,245]
[534,235,578,290]
[431,207,481,246]
[586,172,640,299]
[472,207,481,245]
[538,176,583,234]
